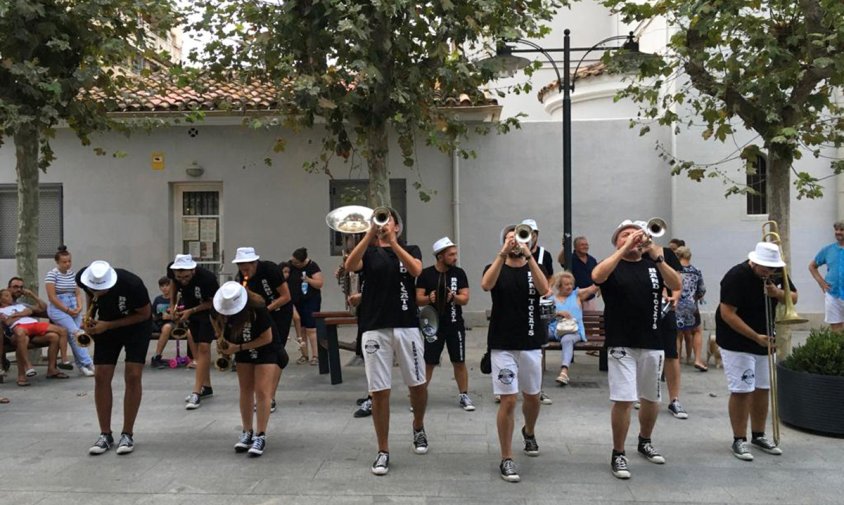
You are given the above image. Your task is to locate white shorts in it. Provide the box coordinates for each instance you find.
[491,349,542,396]
[824,293,844,325]
[362,328,426,392]
[607,347,664,403]
[721,348,770,393]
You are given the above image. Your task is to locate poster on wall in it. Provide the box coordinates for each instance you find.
[182,217,199,241]
[200,241,215,260]
[200,218,217,242]
[188,241,201,258]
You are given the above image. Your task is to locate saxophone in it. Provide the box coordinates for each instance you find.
[76,297,99,347]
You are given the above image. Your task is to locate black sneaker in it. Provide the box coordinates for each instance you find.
[499,458,520,482]
[731,439,753,461]
[412,426,429,454]
[354,398,372,418]
[371,451,389,475]
[637,439,665,464]
[235,430,253,453]
[270,399,277,413]
[522,427,539,457]
[611,452,631,479]
[668,399,689,419]
[186,392,201,410]
[248,434,266,457]
[539,391,553,405]
[116,433,134,455]
[89,432,114,455]
[199,386,214,398]
[751,435,783,455]
[150,355,167,369]
[356,395,370,405]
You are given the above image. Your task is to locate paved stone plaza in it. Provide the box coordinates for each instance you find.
[0,329,841,504]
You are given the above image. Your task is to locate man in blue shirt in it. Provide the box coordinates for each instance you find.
[809,221,844,331]
[569,236,600,311]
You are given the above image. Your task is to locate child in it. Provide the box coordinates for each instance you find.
[149,277,178,369]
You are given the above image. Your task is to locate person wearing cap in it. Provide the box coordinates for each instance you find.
[211,281,285,457]
[415,237,473,411]
[808,221,844,332]
[233,247,292,413]
[591,220,682,480]
[343,206,426,476]
[481,224,550,483]
[521,219,554,280]
[716,242,796,461]
[0,288,65,385]
[167,254,220,410]
[75,261,152,456]
[288,247,324,366]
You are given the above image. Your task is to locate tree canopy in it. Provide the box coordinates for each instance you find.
[0,0,179,286]
[601,0,844,252]
[188,0,566,206]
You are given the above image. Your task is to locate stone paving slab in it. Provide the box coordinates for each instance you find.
[0,329,841,504]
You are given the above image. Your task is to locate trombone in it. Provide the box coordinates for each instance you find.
[760,220,807,446]
[76,297,99,347]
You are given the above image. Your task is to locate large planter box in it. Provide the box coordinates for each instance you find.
[777,363,844,436]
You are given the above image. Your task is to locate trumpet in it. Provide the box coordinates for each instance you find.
[761,220,807,447]
[76,297,99,347]
[215,338,232,372]
[514,224,534,244]
[325,205,401,235]
[171,291,189,339]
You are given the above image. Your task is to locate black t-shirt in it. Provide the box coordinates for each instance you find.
[715,261,795,356]
[597,257,666,349]
[571,253,598,299]
[222,306,279,351]
[357,245,422,332]
[288,260,322,303]
[167,264,219,322]
[532,246,554,278]
[485,263,544,350]
[76,268,151,326]
[416,265,469,332]
[235,261,286,312]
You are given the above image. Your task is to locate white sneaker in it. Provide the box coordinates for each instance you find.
[79,365,95,377]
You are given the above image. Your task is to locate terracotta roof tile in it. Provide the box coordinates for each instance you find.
[91,75,496,114]
[536,61,607,103]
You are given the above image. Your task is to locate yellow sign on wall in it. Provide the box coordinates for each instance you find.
[152,152,165,171]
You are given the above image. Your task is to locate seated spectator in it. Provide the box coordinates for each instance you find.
[0,288,66,385]
[8,276,71,369]
[45,246,95,377]
[149,277,179,369]
[546,271,589,386]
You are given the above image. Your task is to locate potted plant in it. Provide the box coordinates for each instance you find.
[778,328,844,436]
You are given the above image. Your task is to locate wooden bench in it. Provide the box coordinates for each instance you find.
[542,310,607,371]
[314,311,358,385]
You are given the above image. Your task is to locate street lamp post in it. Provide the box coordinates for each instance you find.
[490,29,640,269]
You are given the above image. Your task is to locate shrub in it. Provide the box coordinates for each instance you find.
[782,328,844,376]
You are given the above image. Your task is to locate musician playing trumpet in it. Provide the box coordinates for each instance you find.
[715,242,796,461]
[233,247,291,413]
[212,281,285,457]
[168,254,219,410]
[76,261,152,456]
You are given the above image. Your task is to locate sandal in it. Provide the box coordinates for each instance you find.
[17,378,30,387]
[296,356,308,365]
[46,372,70,379]
[57,361,74,371]
[309,357,319,366]
[694,363,709,372]
[25,368,37,377]
[0,396,9,404]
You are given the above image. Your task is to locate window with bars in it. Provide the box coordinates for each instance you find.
[0,184,63,259]
[328,179,407,256]
[746,154,767,215]
[179,190,221,275]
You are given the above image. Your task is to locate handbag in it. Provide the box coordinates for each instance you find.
[555,317,579,337]
[480,351,491,375]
